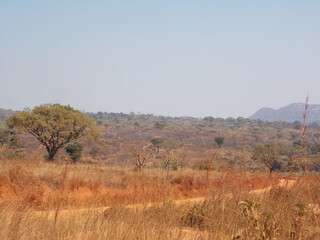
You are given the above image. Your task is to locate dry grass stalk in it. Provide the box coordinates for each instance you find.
[302,95,309,174]
[0,157,320,239]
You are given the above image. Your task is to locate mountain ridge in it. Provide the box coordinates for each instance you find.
[249,103,320,123]
[2,103,320,124]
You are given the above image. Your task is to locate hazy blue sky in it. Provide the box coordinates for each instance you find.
[1,0,319,118]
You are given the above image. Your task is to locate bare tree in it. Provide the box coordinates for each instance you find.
[132,146,155,172]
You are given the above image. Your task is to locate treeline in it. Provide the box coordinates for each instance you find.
[1,108,320,131]
[86,111,320,131]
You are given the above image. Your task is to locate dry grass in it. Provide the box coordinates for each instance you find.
[0,157,319,239]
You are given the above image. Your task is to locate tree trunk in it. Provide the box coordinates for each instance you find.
[47,147,58,161]
[269,168,273,176]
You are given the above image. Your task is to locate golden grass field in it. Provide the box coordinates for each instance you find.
[0,156,320,240]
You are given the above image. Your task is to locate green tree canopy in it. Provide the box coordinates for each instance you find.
[65,142,83,163]
[154,122,166,129]
[7,104,99,160]
[150,136,165,152]
[151,136,165,147]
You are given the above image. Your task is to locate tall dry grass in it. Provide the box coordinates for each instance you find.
[0,157,319,239]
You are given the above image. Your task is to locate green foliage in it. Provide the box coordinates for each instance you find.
[150,136,165,153]
[293,140,302,146]
[214,136,224,148]
[65,142,83,163]
[252,145,281,172]
[150,136,165,148]
[134,122,140,128]
[7,149,26,159]
[7,104,99,161]
[154,122,166,129]
[282,146,301,159]
[0,128,23,149]
[162,140,178,150]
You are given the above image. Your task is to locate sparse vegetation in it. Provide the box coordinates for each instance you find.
[0,158,319,239]
[0,105,320,239]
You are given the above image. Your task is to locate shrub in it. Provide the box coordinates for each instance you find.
[184,203,207,229]
[214,136,224,148]
[65,142,83,163]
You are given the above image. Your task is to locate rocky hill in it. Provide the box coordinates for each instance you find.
[0,108,19,122]
[249,103,320,123]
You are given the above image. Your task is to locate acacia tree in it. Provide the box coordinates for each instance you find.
[150,136,165,153]
[251,145,281,173]
[7,104,99,161]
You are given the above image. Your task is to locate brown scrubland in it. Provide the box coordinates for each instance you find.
[1,109,320,239]
[0,156,319,240]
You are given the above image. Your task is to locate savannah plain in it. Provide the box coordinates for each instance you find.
[0,106,320,240]
[1,1,319,239]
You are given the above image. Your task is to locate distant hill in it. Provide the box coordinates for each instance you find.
[249,103,320,123]
[0,108,19,122]
[2,104,320,125]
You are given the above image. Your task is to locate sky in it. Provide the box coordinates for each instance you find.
[0,0,319,118]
